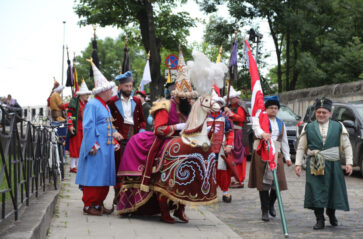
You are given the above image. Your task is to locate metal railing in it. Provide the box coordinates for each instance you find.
[0,105,60,222]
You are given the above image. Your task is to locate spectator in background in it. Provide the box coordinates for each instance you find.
[49,84,66,121]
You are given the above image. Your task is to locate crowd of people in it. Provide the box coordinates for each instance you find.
[47,50,353,231]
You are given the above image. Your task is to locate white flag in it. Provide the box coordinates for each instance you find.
[139,60,151,91]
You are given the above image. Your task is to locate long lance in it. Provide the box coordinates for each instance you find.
[267,140,289,237]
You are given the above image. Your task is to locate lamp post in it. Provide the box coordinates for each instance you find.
[61,21,66,98]
[248,28,263,63]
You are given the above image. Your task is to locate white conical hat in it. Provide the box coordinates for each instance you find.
[171,48,198,99]
[76,79,92,95]
[224,85,241,101]
[88,58,115,95]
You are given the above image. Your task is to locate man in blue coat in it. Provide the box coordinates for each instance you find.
[76,60,122,216]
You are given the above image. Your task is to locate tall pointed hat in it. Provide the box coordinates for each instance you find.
[76,78,92,95]
[171,47,198,99]
[87,58,115,95]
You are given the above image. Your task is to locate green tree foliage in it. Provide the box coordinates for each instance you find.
[197,0,363,92]
[74,0,195,99]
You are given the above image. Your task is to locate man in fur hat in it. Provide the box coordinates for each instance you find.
[76,60,122,216]
[295,97,352,230]
[107,71,146,205]
[248,95,292,222]
[67,80,92,173]
[224,86,247,188]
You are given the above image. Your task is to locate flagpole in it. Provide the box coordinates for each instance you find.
[267,141,289,238]
[61,21,66,99]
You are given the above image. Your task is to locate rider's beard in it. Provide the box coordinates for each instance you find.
[179,98,191,116]
[121,90,132,98]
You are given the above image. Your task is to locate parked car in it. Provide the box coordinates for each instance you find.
[242,101,302,161]
[296,101,363,176]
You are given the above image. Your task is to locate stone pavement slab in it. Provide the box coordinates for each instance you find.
[47,166,241,239]
[205,162,363,239]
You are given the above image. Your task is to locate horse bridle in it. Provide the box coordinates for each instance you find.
[199,96,214,110]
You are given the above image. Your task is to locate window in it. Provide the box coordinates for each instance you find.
[334,107,355,122]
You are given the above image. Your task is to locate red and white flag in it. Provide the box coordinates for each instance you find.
[245,40,276,170]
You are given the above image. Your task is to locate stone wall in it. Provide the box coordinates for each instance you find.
[278,80,363,117]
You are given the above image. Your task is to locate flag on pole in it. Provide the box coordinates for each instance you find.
[66,47,74,87]
[122,37,130,73]
[245,39,276,170]
[139,54,151,91]
[216,45,222,63]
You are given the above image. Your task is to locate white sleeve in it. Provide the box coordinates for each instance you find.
[340,124,353,165]
[295,126,307,166]
[281,124,291,161]
[252,116,265,138]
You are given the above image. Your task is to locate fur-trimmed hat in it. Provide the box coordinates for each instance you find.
[264,95,280,109]
[88,58,115,95]
[76,80,92,96]
[314,97,332,112]
[115,71,133,84]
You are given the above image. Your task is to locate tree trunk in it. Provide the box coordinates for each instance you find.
[285,32,290,91]
[136,2,163,101]
[267,15,282,93]
[290,41,299,90]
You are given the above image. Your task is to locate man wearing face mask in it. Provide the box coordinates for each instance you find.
[107,71,146,205]
[295,97,352,230]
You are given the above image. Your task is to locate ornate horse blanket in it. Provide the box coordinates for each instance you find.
[117,137,218,214]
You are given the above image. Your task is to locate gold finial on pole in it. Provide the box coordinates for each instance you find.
[92,25,97,40]
[118,65,122,74]
[147,51,150,60]
[234,28,238,40]
[124,36,128,48]
[219,45,223,54]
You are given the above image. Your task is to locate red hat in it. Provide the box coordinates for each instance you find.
[136,91,146,98]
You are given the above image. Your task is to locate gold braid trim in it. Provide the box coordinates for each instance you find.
[117,183,217,215]
[149,99,171,118]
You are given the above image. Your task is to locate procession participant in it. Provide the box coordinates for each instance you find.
[107,71,146,204]
[49,83,66,121]
[224,86,247,188]
[76,59,122,216]
[295,97,352,230]
[207,92,234,203]
[66,80,92,173]
[117,48,197,223]
[135,90,152,131]
[248,95,292,222]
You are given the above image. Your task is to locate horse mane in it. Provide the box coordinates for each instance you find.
[182,97,207,134]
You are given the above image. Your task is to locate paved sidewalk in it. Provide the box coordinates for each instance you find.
[47,166,241,239]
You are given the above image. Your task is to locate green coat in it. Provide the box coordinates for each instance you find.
[304,120,349,211]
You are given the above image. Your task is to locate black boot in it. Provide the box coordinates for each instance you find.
[326,208,338,226]
[259,191,270,222]
[313,208,325,230]
[269,189,277,217]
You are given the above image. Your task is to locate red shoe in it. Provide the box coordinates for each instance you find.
[83,206,102,216]
[70,167,77,173]
[173,205,189,223]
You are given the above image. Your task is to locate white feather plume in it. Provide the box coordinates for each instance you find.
[187,51,227,96]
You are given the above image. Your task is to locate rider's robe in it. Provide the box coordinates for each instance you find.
[118,99,185,177]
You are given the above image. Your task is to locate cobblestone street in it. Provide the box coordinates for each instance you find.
[205,162,363,239]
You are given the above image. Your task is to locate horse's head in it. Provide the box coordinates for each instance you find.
[199,95,219,113]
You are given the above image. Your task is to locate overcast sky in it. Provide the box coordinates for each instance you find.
[0,0,274,106]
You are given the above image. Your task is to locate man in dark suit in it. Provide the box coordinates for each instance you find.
[107,71,146,204]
